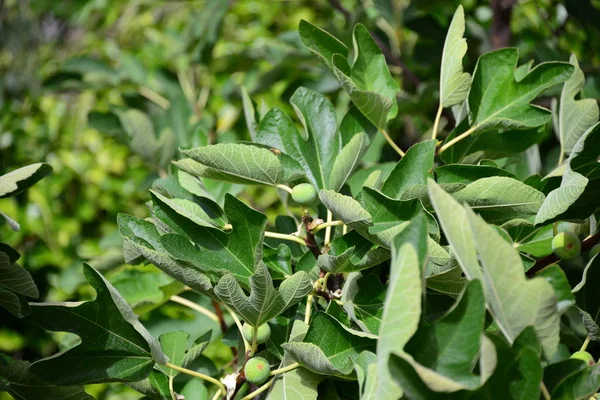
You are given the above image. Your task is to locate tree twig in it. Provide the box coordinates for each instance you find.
[212,300,228,334]
[302,214,322,259]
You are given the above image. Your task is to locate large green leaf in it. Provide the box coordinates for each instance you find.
[451,177,545,223]
[559,54,599,156]
[159,195,267,288]
[440,120,548,163]
[180,143,286,186]
[331,24,400,127]
[214,263,311,327]
[283,312,376,376]
[550,363,600,400]
[381,140,436,199]
[466,208,560,357]
[317,231,389,274]
[572,255,600,341]
[157,331,211,378]
[117,109,175,169]
[389,328,543,400]
[402,280,495,391]
[465,48,573,133]
[535,122,600,224]
[328,132,369,192]
[0,163,52,199]
[341,273,386,334]
[439,5,471,108]
[357,188,438,248]
[268,320,322,400]
[298,19,348,70]
[428,179,482,281]
[369,216,427,399]
[118,213,214,293]
[27,264,167,385]
[149,190,228,231]
[0,355,92,400]
[318,190,372,228]
[435,163,515,184]
[256,87,340,190]
[0,251,39,318]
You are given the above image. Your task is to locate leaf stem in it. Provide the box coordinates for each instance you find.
[379,128,405,157]
[438,125,478,154]
[552,222,558,236]
[241,378,275,400]
[270,362,300,376]
[222,304,250,353]
[540,382,551,400]
[164,362,226,394]
[432,103,444,140]
[558,149,565,167]
[170,295,220,323]
[276,184,294,194]
[304,295,314,324]
[169,375,176,400]
[264,231,307,246]
[322,272,332,293]
[580,336,591,352]
[250,325,258,356]
[311,220,344,234]
[324,210,334,246]
[138,87,171,109]
[211,390,223,400]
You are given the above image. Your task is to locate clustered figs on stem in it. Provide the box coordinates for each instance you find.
[551,231,581,260]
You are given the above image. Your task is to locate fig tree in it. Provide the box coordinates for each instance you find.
[552,232,581,260]
[242,322,271,344]
[244,357,270,384]
[291,183,317,205]
[590,244,600,258]
[570,351,595,366]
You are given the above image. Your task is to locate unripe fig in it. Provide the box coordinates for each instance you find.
[244,357,270,384]
[242,322,271,344]
[291,183,317,205]
[570,351,595,366]
[552,232,581,260]
[590,244,600,258]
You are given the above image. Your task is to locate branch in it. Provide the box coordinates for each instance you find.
[526,231,600,278]
[302,214,322,259]
[328,0,351,20]
[491,0,517,49]
[212,300,228,333]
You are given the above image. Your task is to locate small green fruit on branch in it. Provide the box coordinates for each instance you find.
[291,183,318,205]
[590,244,600,258]
[570,351,595,366]
[552,232,581,260]
[526,231,600,277]
[242,322,271,345]
[244,357,270,384]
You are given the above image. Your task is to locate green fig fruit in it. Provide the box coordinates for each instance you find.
[590,244,600,258]
[291,183,317,205]
[242,322,271,344]
[552,232,581,260]
[244,357,270,384]
[570,350,595,366]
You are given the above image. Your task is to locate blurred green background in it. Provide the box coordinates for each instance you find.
[2,0,600,398]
